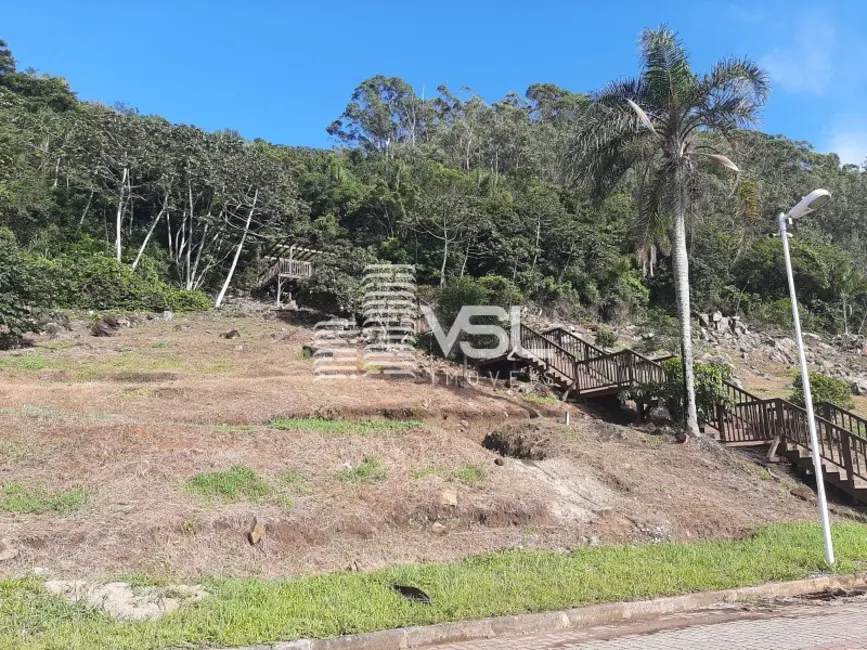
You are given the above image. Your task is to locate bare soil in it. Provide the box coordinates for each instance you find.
[0,311,857,581]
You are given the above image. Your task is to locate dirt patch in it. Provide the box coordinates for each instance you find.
[44,580,206,621]
[483,423,556,459]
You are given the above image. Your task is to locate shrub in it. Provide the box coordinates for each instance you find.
[623,358,733,425]
[790,373,853,410]
[595,325,618,348]
[0,229,44,347]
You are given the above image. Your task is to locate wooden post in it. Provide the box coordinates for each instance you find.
[842,432,855,488]
[276,275,282,308]
[716,403,726,442]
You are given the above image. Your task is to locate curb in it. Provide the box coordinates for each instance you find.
[217,573,867,650]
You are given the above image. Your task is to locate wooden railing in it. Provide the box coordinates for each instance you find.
[518,324,578,382]
[544,326,606,361]
[818,402,867,442]
[257,257,314,287]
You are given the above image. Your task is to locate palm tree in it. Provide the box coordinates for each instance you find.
[576,26,768,436]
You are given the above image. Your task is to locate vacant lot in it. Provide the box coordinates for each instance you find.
[0,310,854,584]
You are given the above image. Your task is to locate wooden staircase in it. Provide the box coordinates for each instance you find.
[486,323,867,505]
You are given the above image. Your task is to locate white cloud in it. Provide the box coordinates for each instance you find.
[827,116,867,167]
[761,11,836,95]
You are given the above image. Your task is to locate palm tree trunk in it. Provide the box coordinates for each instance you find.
[671,166,700,436]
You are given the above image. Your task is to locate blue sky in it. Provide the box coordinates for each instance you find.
[4,1,866,164]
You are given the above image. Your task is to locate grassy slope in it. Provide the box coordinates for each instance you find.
[2,523,867,650]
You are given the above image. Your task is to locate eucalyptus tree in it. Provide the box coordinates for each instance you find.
[575,26,768,436]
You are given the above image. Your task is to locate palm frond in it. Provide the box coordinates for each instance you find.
[634,162,674,276]
[639,26,694,111]
[690,58,769,133]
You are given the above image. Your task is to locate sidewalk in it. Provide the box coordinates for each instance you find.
[434,599,867,650]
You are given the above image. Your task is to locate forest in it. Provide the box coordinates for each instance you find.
[1,34,867,348]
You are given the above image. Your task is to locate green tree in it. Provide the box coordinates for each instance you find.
[575,26,768,436]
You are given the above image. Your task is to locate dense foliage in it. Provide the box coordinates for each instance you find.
[624,358,733,425]
[1,36,866,344]
[790,373,854,411]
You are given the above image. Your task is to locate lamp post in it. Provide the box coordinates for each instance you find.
[778,188,835,566]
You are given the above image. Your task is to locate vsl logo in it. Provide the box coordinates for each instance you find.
[420,305,522,359]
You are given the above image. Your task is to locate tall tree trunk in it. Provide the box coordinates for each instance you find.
[132,193,169,271]
[215,190,258,308]
[671,165,700,436]
[115,167,129,261]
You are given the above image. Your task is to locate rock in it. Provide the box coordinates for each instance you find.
[223,329,241,339]
[648,405,673,426]
[91,323,116,337]
[698,313,710,328]
[43,322,64,337]
[430,522,448,535]
[247,518,265,546]
[790,486,816,503]
[302,344,326,357]
[711,311,723,323]
[459,419,469,429]
[717,316,731,333]
[44,580,207,621]
[494,457,505,466]
[850,377,867,397]
[0,539,18,562]
[116,317,131,328]
[439,488,458,508]
[162,310,174,321]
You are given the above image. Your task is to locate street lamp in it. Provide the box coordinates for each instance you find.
[778,188,835,566]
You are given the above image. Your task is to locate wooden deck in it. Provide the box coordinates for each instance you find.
[484,323,867,505]
[256,246,321,306]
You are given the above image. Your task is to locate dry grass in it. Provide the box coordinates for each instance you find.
[0,311,855,583]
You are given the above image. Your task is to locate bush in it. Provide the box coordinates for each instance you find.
[595,325,618,348]
[28,243,210,313]
[790,372,853,410]
[623,358,733,425]
[0,229,44,347]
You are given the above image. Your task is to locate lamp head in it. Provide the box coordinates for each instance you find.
[786,189,831,220]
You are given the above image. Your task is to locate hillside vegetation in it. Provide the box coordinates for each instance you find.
[1,36,866,344]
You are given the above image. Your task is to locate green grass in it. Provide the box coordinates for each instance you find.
[450,465,489,484]
[279,469,311,495]
[0,483,90,515]
[270,417,423,436]
[184,465,273,502]
[413,464,489,484]
[2,523,867,649]
[336,457,385,484]
[0,355,50,371]
[522,393,560,407]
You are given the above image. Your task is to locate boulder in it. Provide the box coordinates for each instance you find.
[91,323,116,337]
[717,316,730,333]
[222,329,241,340]
[43,322,64,337]
[162,310,174,321]
[711,310,723,323]
[648,405,673,426]
[698,313,710,328]
[850,377,867,397]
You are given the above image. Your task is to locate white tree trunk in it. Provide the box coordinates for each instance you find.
[671,170,700,437]
[132,194,169,271]
[115,167,129,261]
[214,190,258,308]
